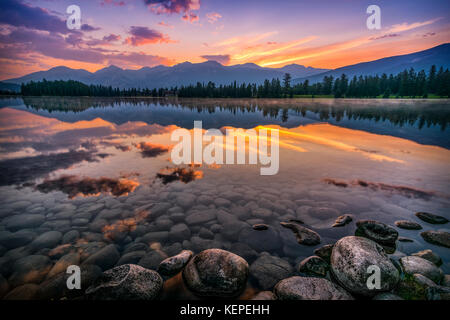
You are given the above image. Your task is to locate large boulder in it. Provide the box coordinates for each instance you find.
[355,220,398,253]
[274,276,353,300]
[86,264,163,300]
[182,249,249,298]
[330,236,399,296]
[250,254,295,290]
[400,256,444,284]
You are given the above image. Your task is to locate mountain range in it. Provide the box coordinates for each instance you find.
[2,43,449,91]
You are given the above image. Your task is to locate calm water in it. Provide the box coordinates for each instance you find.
[0,97,449,298]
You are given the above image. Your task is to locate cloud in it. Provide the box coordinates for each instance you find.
[133,142,170,158]
[182,12,199,23]
[101,0,126,6]
[125,26,173,46]
[81,24,101,32]
[144,0,200,14]
[387,18,441,33]
[206,12,222,24]
[158,21,174,28]
[369,33,400,41]
[200,54,230,65]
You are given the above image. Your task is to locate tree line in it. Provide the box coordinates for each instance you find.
[19,65,450,98]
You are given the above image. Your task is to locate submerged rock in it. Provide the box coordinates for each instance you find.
[400,256,444,284]
[8,254,53,287]
[415,212,448,224]
[355,220,398,253]
[412,249,442,267]
[420,230,450,248]
[330,236,399,296]
[280,221,320,246]
[332,214,353,227]
[3,284,40,300]
[158,250,193,276]
[182,249,249,298]
[30,231,62,250]
[82,244,120,271]
[250,254,295,290]
[252,224,269,231]
[274,276,353,300]
[86,264,163,300]
[298,256,329,277]
[395,220,422,230]
[313,244,334,263]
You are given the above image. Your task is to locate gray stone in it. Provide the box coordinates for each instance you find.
[176,194,196,209]
[4,284,39,300]
[415,212,448,224]
[332,214,353,227]
[0,230,35,249]
[313,244,334,263]
[185,210,216,225]
[46,253,80,279]
[238,227,282,252]
[298,256,329,277]
[412,249,442,266]
[158,250,193,276]
[116,251,146,266]
[62,230,80,244]
[331,236,399,296]
[280,221,321,246]
[5,214,45,231]
[400,256,444,284]
[86,264,163,300]
[30,231,62,250]
[274,276,353,300]
[140,231,169,244]
[138,250,168,270]
[420,230,450,248]
[169,223,191,242]
[82,244,120,271]
[183,249,249,297]
[395,220,422,230]
[355,220,398,253]
[250,254,295,290]
[373,293,404,300]
[9,255,53,287]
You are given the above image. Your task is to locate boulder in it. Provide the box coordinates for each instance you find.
[298,256,329,277]
[420,231,450,248]
[394,220,422,230]
[250,254,295,290]
[158,250,193,276]
[182,249,249,298]
[400,256,444,284]
[330,236,399,296]
[313,244,334,263]
[274,276,353,300]
[355,220,398,253]
[86,264,163,300]
[415,212,448,224]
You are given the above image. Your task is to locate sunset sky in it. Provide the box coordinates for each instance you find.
[0,0,449,80]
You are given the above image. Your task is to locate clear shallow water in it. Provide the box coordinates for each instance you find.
[0,97,449,299]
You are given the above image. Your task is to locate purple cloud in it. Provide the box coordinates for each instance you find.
[125,26,172,46]
[144,0,200,14]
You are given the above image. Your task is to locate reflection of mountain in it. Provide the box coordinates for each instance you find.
[7,96,450,148]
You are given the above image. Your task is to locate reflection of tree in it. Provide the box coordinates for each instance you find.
[21,96,450,130]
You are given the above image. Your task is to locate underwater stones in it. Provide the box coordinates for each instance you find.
[250,254,295,290]
[400,256,444,284]
[62,230,80,244]
[140,231,169,244]
[46,253,80,279]
[86,264,163,300]
[332,214,353,227]
[0,274,9,298]
[116,251,147,266]
[415,212,448,224]
[158,250,193,276]
[330,236,399,296]
[169,223,191,242]
[0,230,35,250]
[251,291,276,300]
[8,255,53,287]
[355,220,398,253]
[82,244,120,271]
[30,231,62,250]
[274,276,353,300]
[238,226,282,252]
[412,249,442,266]
[176,194,196,209]
[5,214,45,231]
[138,250,168,270]
[298,256,329,277]
[313,244,334,263]
[214,197,231,207]
[372,293,404,300]
[3,284,40,300]
[183,249,249,298]
[280,221,321,246]
[185,210,216,225]
[395,220,422,230]
[420,230,450,248]
[252,224,269,231]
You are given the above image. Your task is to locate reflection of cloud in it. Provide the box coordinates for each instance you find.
[134,142,170,158]
[156,166,203,184]
[323,178,436,200]
[102,210,148,241]
[36,175,139,198]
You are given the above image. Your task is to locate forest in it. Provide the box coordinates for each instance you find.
[19,65,450,98]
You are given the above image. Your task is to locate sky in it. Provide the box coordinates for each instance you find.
[0,0,449,80]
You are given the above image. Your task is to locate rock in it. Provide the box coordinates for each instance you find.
[158,250,193,276]
[420,230,450,248]
[116,251,146,266]
[229,243,259,264]
[138,250,168,270]
[140,231,169,244]
[330,236,399,296]
[313,244,334,263]
[0,230,35,250]
[355,220,398,253]
[3,284,39,300]
[252,224,269,231]
[86,264,163,300]
[30,231,62,250]
[169,223,191,242]
[185,210,216,225]
[5,214,45,231]
[238,227,282,252]
[412,249,442,267]
[221,221,247,241]
[372,293,404,300]
[46,253,80,279]
[214,198,231,207]
[176,194,196,209]
[398,237,414,242]
[199,227,214,239]
[332,214,353,227]
[82,244,120,271]
[148,202,172,219]
[280,221,320,245]
[251,291,276,300]
[182,249,249,297]
[274,276,353,300]
[298,256,329,277]
[8,255,53,287]
[395,220,422,230]
[395,273,436,300]
[250,254,295,290]
[444,275,450,287]
[62,230,80,244]
[415,212,448,224]
[400,256,444,284]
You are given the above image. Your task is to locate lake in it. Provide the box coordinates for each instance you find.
[0,96,449,299]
